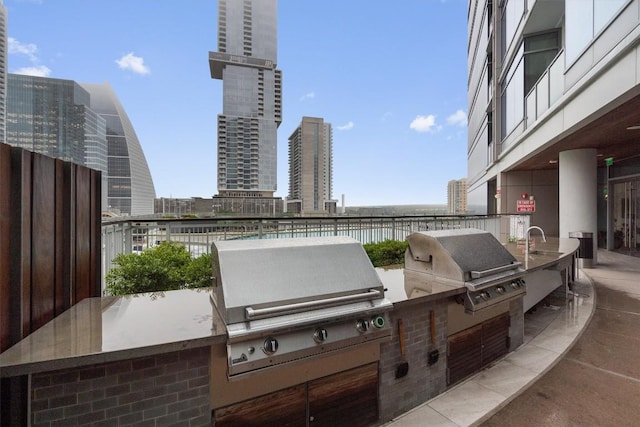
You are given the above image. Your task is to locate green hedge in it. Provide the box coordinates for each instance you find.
[363,240,408,267]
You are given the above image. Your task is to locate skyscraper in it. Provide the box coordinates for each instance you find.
[0,0,6,143]
[287,117,336,215]
[80,82,156,216]
[209,0,282,206]
[447,178,467,215]
[7,76,156,216]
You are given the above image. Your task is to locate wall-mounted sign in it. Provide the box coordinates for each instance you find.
[517,199,536,213]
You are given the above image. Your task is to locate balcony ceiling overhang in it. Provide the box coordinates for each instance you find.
[510,92,640,171]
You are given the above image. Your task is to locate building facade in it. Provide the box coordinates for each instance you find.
[209,0,282,202]
[7,75,108,211]
[447,178,468,214]
[287,117,336,215]
[7,76,155,216]
[7,75,97,167]
[80,82,156,216]
[0,0,6,143]
[467,0,640,257]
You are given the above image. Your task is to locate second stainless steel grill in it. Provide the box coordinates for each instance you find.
[404,229,526,313]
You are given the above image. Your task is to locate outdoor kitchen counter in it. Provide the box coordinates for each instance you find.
[376,267,466,306]
[0,287,227,377]
[504,237,580,272]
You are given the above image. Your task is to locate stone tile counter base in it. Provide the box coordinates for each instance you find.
[30,347,210,427]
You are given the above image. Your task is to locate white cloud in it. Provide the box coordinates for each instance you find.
[337,121,354,131]
[300,91,315,101]
[8,37,39,62]
[115,52,150,75]
[447,110,467,127]
[409,115,437,132]
[14,65,51,77]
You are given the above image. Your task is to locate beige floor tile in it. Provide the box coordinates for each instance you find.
[428,381,506,427]
[471,360,538,397]
[505,343,559,373]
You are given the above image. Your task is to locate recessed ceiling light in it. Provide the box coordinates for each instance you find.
[597,154,604,157]
[549,159,558,164]
[627,125,640,130]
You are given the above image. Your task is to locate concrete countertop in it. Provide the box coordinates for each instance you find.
[376,267,466,306]
[0,288,227,377]
[503,237,580,271]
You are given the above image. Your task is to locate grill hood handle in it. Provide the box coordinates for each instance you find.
[245,289,384,320]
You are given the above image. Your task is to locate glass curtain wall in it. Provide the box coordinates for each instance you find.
[612,179,639,252]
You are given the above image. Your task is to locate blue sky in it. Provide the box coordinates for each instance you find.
[6,0,468,206]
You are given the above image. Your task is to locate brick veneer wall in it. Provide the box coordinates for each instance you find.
[378,299,448,423]
[29,347,210,427]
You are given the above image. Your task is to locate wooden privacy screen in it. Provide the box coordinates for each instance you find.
[0,142,101,353]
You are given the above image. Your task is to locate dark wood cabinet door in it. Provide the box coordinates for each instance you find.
[447,323,483,385]
[447,312,509,385]
[308,362,379,427]
[214,384,307,427]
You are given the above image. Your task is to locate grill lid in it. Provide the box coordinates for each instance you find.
[405,229,520,282]
[211,236,385,325]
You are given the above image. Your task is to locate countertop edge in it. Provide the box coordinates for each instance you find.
[0,335,226,378]
[392,287,466,308]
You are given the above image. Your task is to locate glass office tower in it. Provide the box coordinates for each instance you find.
[6,75,154,216]
[209,0,282,199]
[7,74,99,168]
[80,82,156,216]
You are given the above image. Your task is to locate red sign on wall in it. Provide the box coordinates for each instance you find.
[517,200,536,212]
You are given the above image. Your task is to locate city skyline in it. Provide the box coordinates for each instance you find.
[6,0,468,206]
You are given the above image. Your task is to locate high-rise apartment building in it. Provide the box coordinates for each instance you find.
[0,0,7,143]
[287,117,336,215]
[447,178,467,214]
[468,0,640,257]
[209,0,282,201]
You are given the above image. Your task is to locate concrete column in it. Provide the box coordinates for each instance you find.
[559,148,598,265]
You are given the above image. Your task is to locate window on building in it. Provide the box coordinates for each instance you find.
[524,31,560,95]
[500,0,525,58]
[500,44,524,139]
[566,0,626,63]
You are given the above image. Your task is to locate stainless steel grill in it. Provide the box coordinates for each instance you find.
[210,236,393,378]
[404,229,526,313]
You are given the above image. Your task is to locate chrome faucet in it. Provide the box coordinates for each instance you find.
[525,226,547,257]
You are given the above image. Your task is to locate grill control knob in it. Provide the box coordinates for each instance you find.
[263,337,278,355]
[356,319,371,333]
[314,328,328,343]
[496,286,505,294]
[372,315,386,328]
